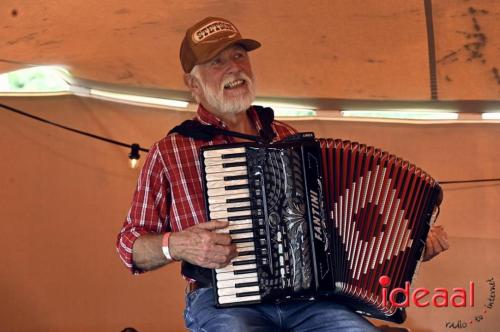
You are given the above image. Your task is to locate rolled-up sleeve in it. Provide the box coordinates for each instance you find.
[116,143,170,274]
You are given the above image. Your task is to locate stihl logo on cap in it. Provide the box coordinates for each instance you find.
[192,20,237,43]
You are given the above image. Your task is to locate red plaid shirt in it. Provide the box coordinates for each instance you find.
[117,105,296,273]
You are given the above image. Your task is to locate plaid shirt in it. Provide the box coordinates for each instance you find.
[117,105,297,273]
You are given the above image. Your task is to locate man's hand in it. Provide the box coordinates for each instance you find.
[422,225,449,261]
[169,221,238,269]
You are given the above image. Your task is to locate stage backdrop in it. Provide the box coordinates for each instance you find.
[1,95,499,331]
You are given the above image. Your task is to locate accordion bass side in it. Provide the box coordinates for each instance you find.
[200,134,443,323]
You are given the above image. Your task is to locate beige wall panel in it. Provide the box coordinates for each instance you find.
[2,1,499,100]
[1,0,430,99]
[1,96,499,331]
[434,0,500,99]
[249,0,429,99]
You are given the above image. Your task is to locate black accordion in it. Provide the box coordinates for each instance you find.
[199,133,442,323]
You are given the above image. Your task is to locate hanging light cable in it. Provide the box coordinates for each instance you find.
[2,102,500,184]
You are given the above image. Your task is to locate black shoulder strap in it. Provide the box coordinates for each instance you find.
[252,105,276,142]
[181,261,213,287]
[168,120,215,140]
[168,106,276,143]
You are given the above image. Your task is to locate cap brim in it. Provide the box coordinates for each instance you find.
[197,38,261,67]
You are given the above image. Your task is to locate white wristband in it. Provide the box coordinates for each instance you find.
[161,232,176,261]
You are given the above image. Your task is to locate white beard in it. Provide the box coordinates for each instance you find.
[197,72,256,115]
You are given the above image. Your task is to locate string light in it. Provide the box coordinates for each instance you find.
[128,143,141,169]
[1,102,500,184]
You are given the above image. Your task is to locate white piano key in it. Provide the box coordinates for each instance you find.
[209,201,251,212]
[216,263,257,273]
[205,170,247,182]
[218,294,261,304]
[204,156,247,166]
[210,209,251,220]
[206,179,248,190]
[230,255,256,263]
[208,193,250,204]
[217,276,258,289]
[207,193,250,205]
[215,223,253,233]
[207,188,249,198]
[216,271,258,281]
[205,165,247,174]
[235,242,255,250]
[229,219,253,226]
[204,147,246,158]
[218,286,260,296]
[230,232,254,240]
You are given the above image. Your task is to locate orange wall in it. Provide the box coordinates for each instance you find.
[1,96,499,331]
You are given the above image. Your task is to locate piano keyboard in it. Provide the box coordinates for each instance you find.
[203,147,264,305]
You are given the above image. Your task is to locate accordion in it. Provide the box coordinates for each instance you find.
[199,133,442,323]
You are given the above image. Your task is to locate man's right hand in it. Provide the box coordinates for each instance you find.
[169,221,238,269]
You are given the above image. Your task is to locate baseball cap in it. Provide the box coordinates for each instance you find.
[180,17,261,73]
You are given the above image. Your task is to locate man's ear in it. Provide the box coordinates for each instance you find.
[184,73,202,102]
[184,73,199,91]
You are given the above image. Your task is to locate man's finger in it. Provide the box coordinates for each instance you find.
[434,230,449,250]
[424,235,435,260]
[212,232,233,245]
[195,220,229,230]
[429,231,443,253]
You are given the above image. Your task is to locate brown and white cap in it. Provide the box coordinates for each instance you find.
[180,17,261,73]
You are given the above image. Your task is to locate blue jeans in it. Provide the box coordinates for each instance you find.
[184,288,380,331]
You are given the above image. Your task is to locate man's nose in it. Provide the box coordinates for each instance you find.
[224,58,242,74]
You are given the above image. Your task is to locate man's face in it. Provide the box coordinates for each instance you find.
[190,45,255,115]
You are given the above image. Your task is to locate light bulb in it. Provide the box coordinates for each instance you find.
[128,143,141,169]
[129,158,139,169]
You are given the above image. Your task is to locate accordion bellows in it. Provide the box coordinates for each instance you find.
[200,134,442,323]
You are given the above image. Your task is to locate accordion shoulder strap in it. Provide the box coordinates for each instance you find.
[168,105,276,143]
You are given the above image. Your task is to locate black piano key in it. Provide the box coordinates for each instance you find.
[238,250,255,256]
[234,268,257,275]
[228,215,252,221]
[224,175,248,181]
[227,206,252,212]
[225,184,249,190]
[229,228,253,234]
[221,152,247,159]
[227,197,251,203]
[222,161,247,168]
[233,259,257,266]
[236,291,261,297]
[235,281,259,288]
[232,237,254,244]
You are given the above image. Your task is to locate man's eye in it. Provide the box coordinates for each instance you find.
[211,58,222,66]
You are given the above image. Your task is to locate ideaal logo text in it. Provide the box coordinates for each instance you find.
[377,275,495,328]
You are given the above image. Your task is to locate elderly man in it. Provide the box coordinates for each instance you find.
[117,17,449,331]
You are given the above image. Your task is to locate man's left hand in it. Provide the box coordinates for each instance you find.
[423,225,449,261]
